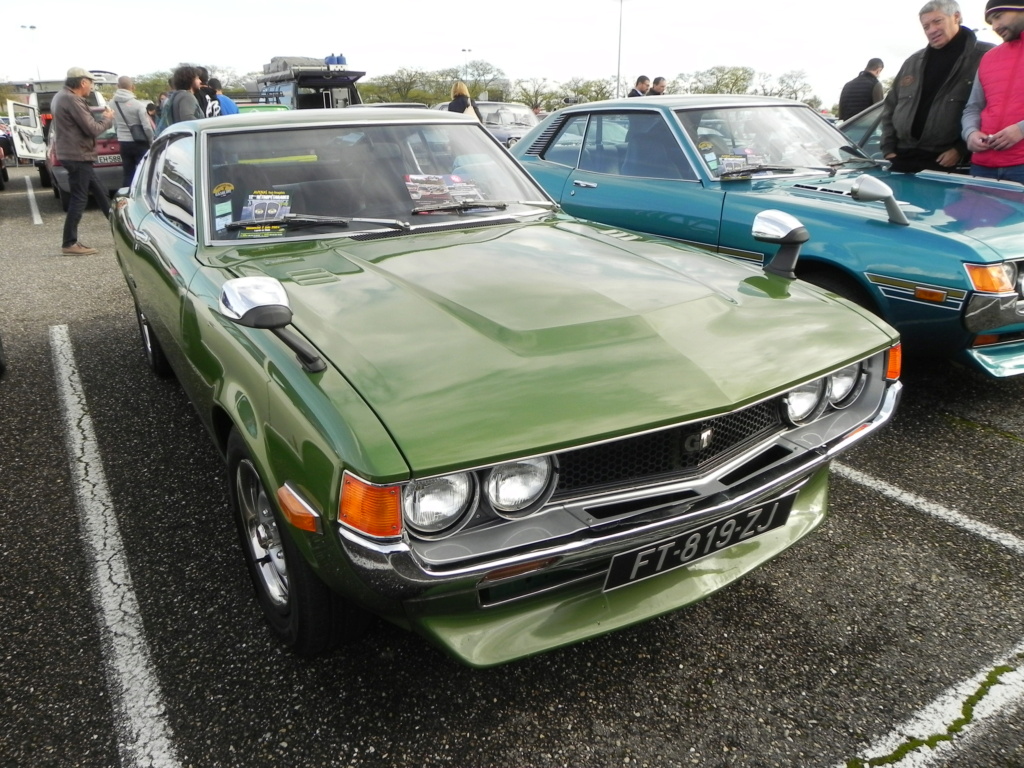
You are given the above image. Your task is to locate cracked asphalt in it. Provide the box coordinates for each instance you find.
[1,163,1023,767]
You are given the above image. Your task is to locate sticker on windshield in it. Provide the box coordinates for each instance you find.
[231,191,292,238]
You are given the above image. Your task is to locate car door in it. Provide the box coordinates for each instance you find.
[548,110,725,248]
[6,100,46,162]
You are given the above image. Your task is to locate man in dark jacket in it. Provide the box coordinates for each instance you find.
[880,0,994,173]
[838,59,884,119]
[50,66,114,256]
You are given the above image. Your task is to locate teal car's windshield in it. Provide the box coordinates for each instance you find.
[675,105,868,178]
[206,121,546,240]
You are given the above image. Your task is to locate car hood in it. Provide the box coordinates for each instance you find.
[760,170,1024,258]
[248,219,896,474]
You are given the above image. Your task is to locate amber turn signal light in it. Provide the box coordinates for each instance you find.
[965,264,1015,293]
[885,343,902,381]
[339,474,402,538]
[277,484,323,534]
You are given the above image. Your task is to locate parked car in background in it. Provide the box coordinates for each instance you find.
[512,94,1024,378]
[435,100,538,147]
[111,107,900,667]
[45,106,122,210]
[236,103,290,114]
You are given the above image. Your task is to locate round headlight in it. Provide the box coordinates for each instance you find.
[485,457,554,517]
[403,474,475,535]
[783,378,828,425]
[828,363,863,407]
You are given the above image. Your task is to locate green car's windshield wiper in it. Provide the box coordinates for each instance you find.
[410,200,557,215]
[225,214,411,231]
[718,164,795,180]
[411,200,509,214]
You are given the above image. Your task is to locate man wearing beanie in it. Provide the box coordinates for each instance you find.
[880,0,994,173]
[962,1,1024,182]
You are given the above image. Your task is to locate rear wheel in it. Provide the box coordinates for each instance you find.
[227,430,368,655]
[38,165,51,188]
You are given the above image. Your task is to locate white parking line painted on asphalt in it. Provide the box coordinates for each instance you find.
[838,639,1024,767]
[834,462,1024,766]
[50,325,182,768]
[25,175,41,225]
[834,462,1024,556]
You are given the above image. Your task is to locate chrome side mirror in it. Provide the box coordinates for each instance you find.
[851,175,910,226]
[753,210,809,281]
[219,277,326,373]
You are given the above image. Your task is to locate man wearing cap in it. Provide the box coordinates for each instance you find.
[50,66,114,256]
[880,0,994,173]
[962,1,1024,182]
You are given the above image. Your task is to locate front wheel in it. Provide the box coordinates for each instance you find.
[134,303,173,378]
[227,430,368,655]
[800,268,879,315]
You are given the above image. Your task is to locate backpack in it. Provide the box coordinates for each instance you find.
[155,91,179,135]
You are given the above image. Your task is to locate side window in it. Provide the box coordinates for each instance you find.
[541,115,589,167]
[580,114,631,175]
[619,113,695,181]
[155,136,196,237]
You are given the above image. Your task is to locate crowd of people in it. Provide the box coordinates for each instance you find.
[50,63,239,256]
[45,0,1024,257]
[840,0,1023,181]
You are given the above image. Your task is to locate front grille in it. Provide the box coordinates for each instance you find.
[553,399,784,499]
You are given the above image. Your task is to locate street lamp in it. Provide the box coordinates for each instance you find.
[615,1,623,98]
[20,25,40,81]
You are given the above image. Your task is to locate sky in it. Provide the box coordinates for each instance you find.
[2,0,1004,107]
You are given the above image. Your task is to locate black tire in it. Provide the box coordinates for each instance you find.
[134,303,173,378]
[0,333,6,378]
[800,268,879,315]
[227,430,368,655]
[38,166,51,188]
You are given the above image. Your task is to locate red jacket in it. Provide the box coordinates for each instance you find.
[972,39,1024,168]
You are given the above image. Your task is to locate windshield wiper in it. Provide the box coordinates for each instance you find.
[411,200,510,214]
[225,213,411,231]
[718,164,795,179]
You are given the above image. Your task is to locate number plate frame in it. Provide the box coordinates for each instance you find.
[603,493,796,592]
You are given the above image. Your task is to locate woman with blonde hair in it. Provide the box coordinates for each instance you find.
[447,81,482,121]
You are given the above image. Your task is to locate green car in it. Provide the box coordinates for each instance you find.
[112,108,901,667]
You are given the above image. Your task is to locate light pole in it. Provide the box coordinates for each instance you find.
[20,25,40,81]
[615,1,623,98]
[461,49,472,83]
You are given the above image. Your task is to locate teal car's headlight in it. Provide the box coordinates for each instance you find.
[485,457,555,518]
[827,362,864,408]
[783,378,829,425]
[403,474,476,535]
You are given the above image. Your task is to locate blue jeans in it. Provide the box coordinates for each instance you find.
[970,163,1024,184]
[62,160,110,248]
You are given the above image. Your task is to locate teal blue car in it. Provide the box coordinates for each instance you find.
[512,95,1024,377]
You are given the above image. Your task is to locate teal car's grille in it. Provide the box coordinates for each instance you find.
[553,399,784,498]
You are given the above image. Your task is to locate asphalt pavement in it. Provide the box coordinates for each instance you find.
[1,163,1022,768]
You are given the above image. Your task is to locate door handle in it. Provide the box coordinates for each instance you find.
[572,180,598,188]
[135,229,151,244]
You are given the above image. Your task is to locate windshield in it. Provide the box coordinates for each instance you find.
[674,105,866,178]
[205,121,547,241]
[478,104,538,128]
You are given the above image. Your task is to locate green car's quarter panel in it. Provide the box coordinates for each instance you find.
[112,110,902,666]
[242,217,894,476]
[513,96,1024,377]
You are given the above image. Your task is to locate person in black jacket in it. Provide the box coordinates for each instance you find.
[448,81,482,121]
[838,59,884,119]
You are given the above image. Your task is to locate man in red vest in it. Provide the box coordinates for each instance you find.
[963,1,1024,182]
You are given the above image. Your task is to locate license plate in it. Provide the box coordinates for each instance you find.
[603,494,795,591]
[95,154,121,165]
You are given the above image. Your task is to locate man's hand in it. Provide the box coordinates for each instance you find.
[102,107,114,120]
[966,130,990,153]
[936,148,962,168]
[986,124,1024,151]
